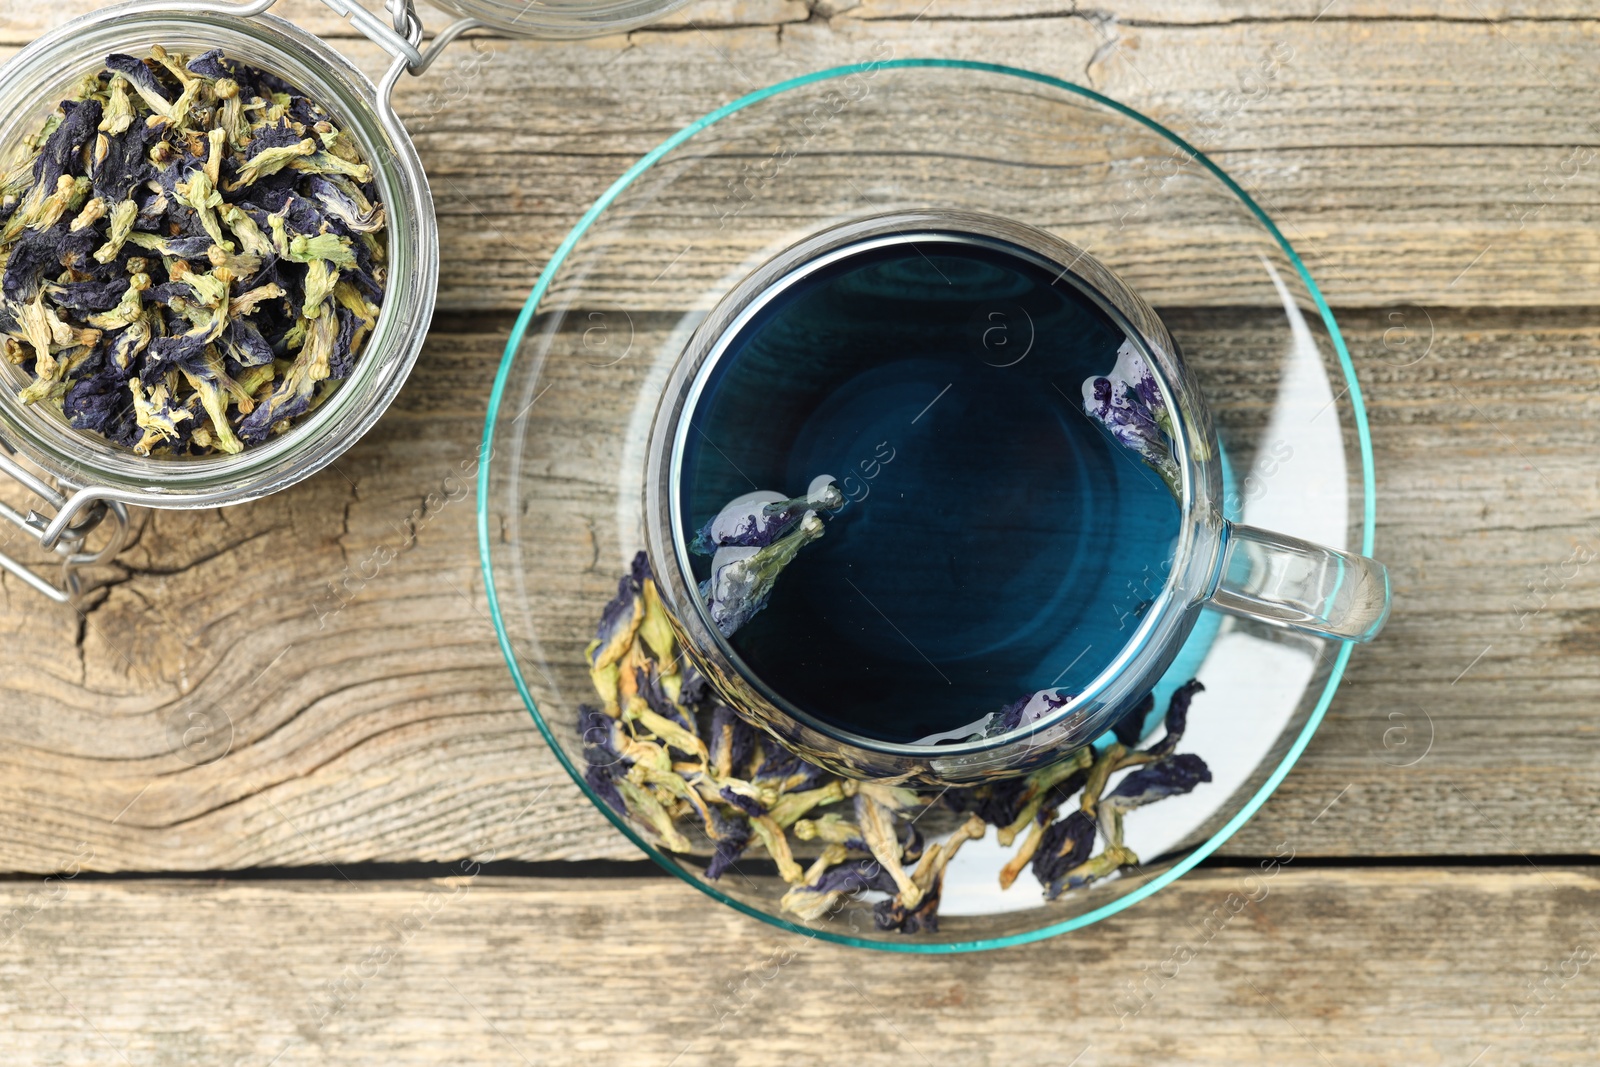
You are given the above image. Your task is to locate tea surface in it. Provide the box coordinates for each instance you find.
[680,236,1181,744]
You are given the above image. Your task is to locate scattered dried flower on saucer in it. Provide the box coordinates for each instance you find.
[578,554,1215,935]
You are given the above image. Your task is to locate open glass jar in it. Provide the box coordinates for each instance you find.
[0,0,687,601]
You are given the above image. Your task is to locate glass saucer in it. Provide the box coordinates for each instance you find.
[478,59,1375,951]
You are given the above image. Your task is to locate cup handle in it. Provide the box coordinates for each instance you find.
[1206,522,1391,642]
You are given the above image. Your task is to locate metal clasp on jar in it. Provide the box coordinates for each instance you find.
[0,437,128,603]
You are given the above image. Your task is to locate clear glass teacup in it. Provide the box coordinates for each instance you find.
[644,210,1390,786]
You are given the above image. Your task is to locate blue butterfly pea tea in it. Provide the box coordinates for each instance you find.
[676,235,1183,746]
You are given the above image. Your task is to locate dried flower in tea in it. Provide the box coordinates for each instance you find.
[1082,340,1180,497]
[692,475,839,637]
[0,47,386,456]
[700,512,827,637]
[690,476,843,555]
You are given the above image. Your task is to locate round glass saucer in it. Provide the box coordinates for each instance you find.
[478,59,1375,952]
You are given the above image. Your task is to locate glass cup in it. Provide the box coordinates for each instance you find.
[644,210,1390,785]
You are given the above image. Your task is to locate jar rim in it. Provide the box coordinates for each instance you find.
[429,0,693,38]
[0,0,437,512]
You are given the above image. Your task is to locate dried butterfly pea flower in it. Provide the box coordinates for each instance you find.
[575,555,1218,933]
[705,815,751,881]
[766,781,850,829]
[700,512,826,637]
[998,820,1048,891]
[616,776,692,853]
[1143,679,1204,759]
[707,703,757,780]
[104,53,173,116]
[248,136,318,177]
[718,785,765,818]
[634,664,694,736]
[636,574,680,669]
[1032,809,1098,900]
[947,776,1028,830]
[1078,743,1127,818]
[875,814,985,934]
[1051,842,1139,895]
[914,815,984,888]
[582,758,630,819]
[996,762,1091,890]
[792,813,861,847]
[994,747,1094,847]
[588,574,644,672]
[874,878,943,934]
[1040,703,1214,898]
[307,174,385,234]
[3,230,65,301]
[752,746,831,796]
[1033,767,1090,825]
[50,275,133,314]
[625,694,707,764]
[1104,753,1212,812]
[0,47,385,455]
[184,49,234,83]
[780,843,856,920]
[629,761,722,841]
[29,98,101,198]
[1082,340,1181,498]
[1110,690,1157,748]
[219,316,275,368]
[90,121,152,203]
[689,479,842,555]
[787,808,928,922]
[853,791,922,908]
[782,854,901,921]
[748,813,804,884]
[579,703,623,762]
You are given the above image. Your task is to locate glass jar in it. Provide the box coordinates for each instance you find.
[0,0,686,600]
[430,0,691,37]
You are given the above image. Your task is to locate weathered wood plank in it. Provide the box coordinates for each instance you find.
[1,868,1596,1065]
[2,0,1592,48]
[1,1,1597,870]
[397,13,1600,311]
[1,307,1597,870]
[3,9,1600,308]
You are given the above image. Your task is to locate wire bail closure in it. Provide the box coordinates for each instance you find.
[0,438,129,603]
[313,0,487,164]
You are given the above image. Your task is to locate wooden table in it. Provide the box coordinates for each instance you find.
[3,2,1599,1063]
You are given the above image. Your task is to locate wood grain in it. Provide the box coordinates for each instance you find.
[398,12,1600,311]
[0,2,1593,1062]
[2,307,1598,871]
[5,6,1600,308]
[1,868,1597,1065]
[0,5,1591,864]
[1,1,1592,47]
